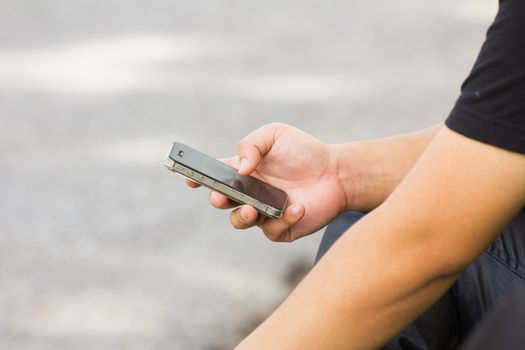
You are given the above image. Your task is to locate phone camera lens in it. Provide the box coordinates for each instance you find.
[178,150,184,157]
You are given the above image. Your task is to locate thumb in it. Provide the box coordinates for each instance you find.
[237,143,263,175]
[236,123,284,175]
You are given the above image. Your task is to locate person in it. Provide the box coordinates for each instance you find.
[187,0,525,348]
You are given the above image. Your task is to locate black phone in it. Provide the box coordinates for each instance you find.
[164,142,288,218]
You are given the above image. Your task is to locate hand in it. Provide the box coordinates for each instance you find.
[187,123,350,242]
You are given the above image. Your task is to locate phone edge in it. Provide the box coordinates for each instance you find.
[164,158,284,219]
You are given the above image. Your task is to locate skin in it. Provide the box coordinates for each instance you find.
[187,122,525,348]
[188,122,442,241]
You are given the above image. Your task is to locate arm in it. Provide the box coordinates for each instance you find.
[334,123,442,211]
[236,126,525,349]
[202,122,442,241]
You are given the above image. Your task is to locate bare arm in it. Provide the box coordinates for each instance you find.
[334,123,443,211]
[202,123,442,241]
[236,126,525,349]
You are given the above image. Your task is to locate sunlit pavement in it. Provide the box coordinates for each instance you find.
[1,1,496,349]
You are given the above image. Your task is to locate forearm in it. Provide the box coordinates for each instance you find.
[332,123,442,211]
[236,205,460,350]
[236,128,525,349]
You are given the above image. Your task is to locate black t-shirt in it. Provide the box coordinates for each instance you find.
[445,0,525,154]
[445,1,525,338]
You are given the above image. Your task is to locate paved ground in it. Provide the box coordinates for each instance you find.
[1,0,496,349]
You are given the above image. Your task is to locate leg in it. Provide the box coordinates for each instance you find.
[460,290,525,350]
[453,210,525,340]
[315,211,364,263]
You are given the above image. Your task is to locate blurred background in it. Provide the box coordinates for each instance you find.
[1,0,496,349]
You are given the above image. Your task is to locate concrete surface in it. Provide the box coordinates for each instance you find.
[1,0,496,349]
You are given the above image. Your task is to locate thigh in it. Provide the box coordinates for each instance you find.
[460,290,525,350]
[315,211,364,264]
[454,209,525,339]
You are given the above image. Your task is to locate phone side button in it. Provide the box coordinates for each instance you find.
[265,206,281,218]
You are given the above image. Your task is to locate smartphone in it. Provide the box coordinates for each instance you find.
[164,142,288,218]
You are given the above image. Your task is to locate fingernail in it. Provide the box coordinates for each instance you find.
[290,204,302,216]
[240,206,249,220]
[239,158,249,172]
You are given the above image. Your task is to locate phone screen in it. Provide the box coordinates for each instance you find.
[169,143,287,210]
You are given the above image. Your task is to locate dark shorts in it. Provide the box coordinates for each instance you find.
[315,211,525,350]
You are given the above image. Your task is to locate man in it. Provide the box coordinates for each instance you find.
[188,0,525,348]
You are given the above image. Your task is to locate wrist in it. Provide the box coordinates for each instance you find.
[331,141,389,212]
[331,124,443,212]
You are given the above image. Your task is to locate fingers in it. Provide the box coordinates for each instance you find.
[228,202,305,242]
[209,191,238,209]
[259,203,305,241]
[237,142,263,175]
[230,205,259,229]
[236,123,286,175]
[185,179,200,188]
[220,156,240,168]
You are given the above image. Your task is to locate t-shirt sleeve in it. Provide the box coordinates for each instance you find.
[445,0,525,155]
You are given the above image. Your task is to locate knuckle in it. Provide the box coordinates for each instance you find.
[266,122,286,129]
[265,122,290,135]
[237,139,252,152]
[236,141,245,153]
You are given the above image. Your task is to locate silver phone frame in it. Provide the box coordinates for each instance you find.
[164,154,284,219]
